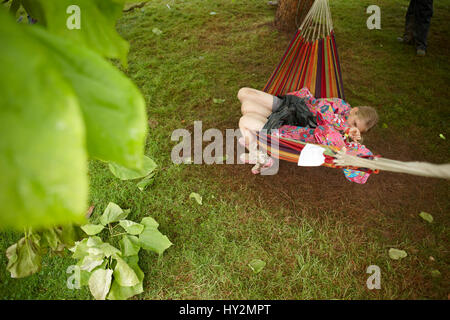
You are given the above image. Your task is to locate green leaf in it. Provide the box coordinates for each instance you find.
[87,236,104,248]
[28,25,147,170]
[119,235,141,257]
[41,228,61,251]
[113,256,139,287]
[70,238,90,260]
[213,98,225,104]
[87,247,104,256]
[6,243,18,269]
[88,268,113,300]
[138,217,172,255]
[107,255,144,300]
[59,225,79,247]
[80,269,92,287]
[80,259,107,287]
[439,134,446,140]
[6,237,42,278]
[189,192,202,205]
[0,10,88,229]
[431,269,441,278]
[152,27,163,36]
[31,0,130,66]
[419,212,433,223]
[98,243,121,258]
[109,156,157,181]
[119,220,144,235]
[99,202,129,226]
[388,248,408,260]
[80,224,104,236]
[79,254,105,272]
[137,172,156,191]
[248,259,266,274]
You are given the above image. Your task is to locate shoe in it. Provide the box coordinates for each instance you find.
[416,49,426,56]
[397,36,414,45]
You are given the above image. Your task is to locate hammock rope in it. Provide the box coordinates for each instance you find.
[264,0,344,99]
[333,149,450,179]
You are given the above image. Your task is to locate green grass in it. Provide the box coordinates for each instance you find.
[0,0,449,299]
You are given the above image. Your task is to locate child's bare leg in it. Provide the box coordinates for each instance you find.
[241,100,272,118]
[238,88,274,116]
[237,88,277,171]
[239,112,267,147]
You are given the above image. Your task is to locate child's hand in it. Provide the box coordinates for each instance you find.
[348,127,361,142]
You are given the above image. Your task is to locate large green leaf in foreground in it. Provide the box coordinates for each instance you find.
[0,10,88,229]
[22,0,130,66]
[29,26,147,169]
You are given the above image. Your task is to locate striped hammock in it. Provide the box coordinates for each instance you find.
[264,0,345,99]
[255,1,449,180]
[256,131,378,175]
[256,0,381,179]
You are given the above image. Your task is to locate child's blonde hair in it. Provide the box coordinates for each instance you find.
[355,106,378,131]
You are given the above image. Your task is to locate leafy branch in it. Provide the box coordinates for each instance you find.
[0,0,148,230]
[71,202,172,300]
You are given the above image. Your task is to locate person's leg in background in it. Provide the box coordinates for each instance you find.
[399,0,416,44]
[414,0,434,56]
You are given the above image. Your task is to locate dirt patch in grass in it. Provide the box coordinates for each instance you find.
[201,126,449,240]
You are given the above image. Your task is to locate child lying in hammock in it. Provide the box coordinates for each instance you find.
[237,87,379,183]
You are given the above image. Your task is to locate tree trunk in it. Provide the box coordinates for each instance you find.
[274,0,314,34]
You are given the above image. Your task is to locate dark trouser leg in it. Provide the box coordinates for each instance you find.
[414,0,434,50]
[403,0,416,42]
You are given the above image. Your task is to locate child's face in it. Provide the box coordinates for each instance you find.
[347,108,368,133]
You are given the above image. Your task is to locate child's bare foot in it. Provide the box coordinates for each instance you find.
[251,157,274,174]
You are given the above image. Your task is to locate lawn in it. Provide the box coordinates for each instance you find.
[0,0,449,299]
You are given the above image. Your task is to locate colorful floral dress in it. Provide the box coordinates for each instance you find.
[276,88,374,184]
